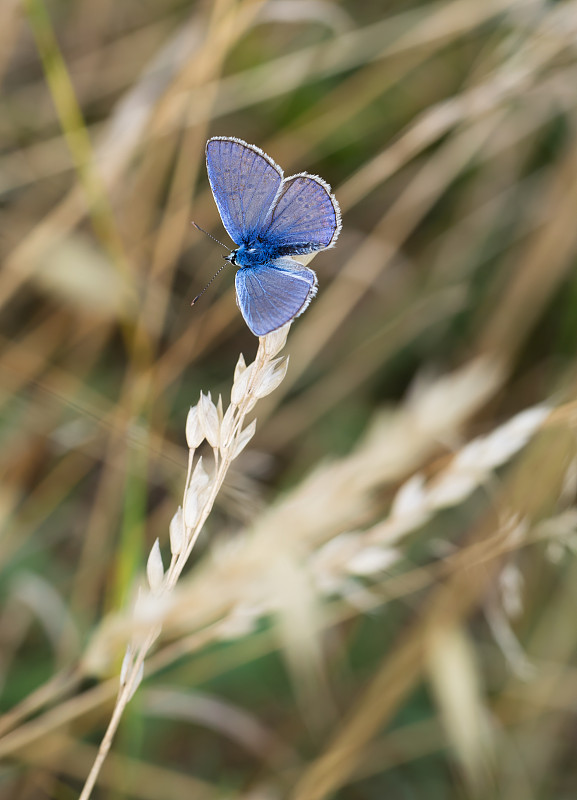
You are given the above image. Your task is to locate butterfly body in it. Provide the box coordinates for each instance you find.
[205,136,341,336]
[228,239,282,269]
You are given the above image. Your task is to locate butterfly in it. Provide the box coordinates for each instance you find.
[205,136,341,336]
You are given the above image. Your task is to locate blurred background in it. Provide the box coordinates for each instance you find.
[2,0,577,797]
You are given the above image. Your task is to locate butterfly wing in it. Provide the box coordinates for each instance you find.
[235,258,318,336]
[206,137,283,245]
[263,173,341,255]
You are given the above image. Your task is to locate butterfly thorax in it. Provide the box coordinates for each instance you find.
[229,239,280,269]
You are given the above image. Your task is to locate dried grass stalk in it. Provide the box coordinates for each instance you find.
[78,322,291,800]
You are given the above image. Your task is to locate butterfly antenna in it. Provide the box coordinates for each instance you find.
[192,220,229,251]
[191,260,233,306]
[191,221,234,305]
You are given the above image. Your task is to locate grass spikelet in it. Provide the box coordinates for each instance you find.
[78,323,291,800]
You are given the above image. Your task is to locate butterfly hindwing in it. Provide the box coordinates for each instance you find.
[206,137,283,244]
[264,173,341,255]
[235,258,317,336]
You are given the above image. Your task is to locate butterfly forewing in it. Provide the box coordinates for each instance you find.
[206,137,283,245]
[235,258,317,336]
[264,174,341,254]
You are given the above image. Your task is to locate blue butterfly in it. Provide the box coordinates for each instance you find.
[205,136,341,336]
